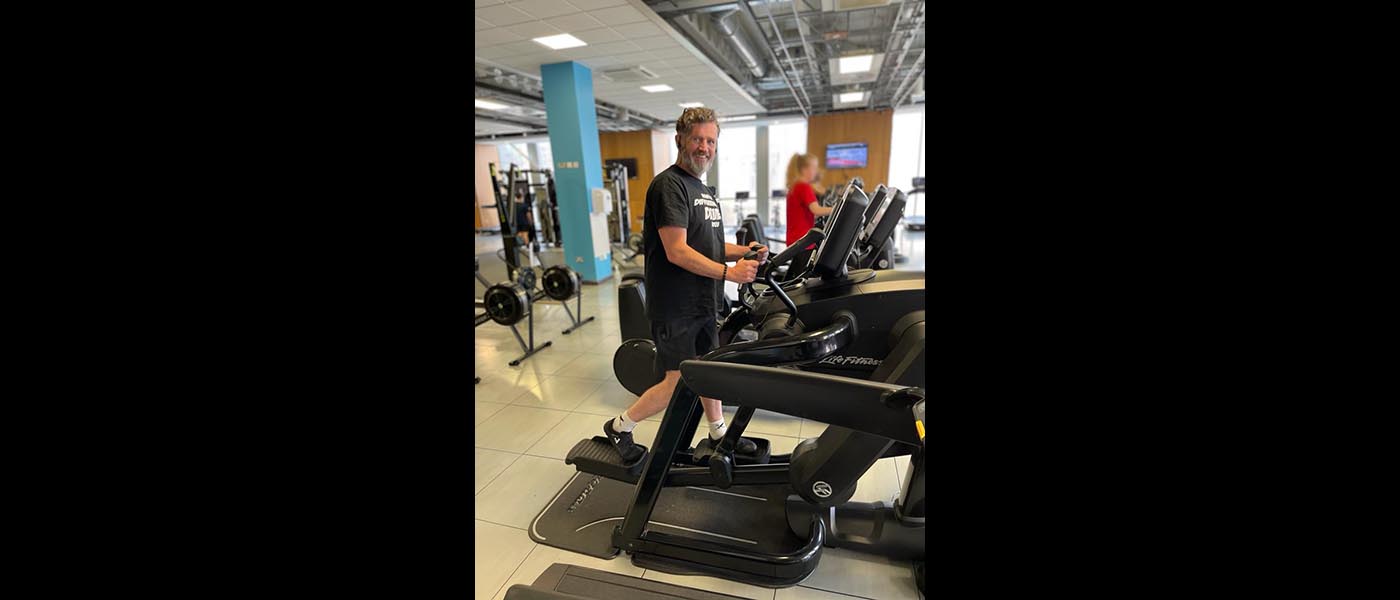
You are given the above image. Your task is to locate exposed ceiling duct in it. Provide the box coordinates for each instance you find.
[713,9,767,79]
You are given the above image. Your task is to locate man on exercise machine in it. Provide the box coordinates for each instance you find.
[603,107,768,463]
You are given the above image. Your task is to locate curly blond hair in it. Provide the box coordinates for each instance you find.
[675,107,720,137]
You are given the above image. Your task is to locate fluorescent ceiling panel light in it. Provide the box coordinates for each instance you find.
[719,115,755,122]
[839,92,865,103]
[475,99,509,110]
[641,84,674,93]
[839,54,874,74]
[679,102,705,108]
[533,34,587,50]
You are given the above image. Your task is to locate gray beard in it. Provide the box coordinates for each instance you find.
[679,154,711,178]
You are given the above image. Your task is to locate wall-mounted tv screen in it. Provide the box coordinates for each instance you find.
[825,143,867,169]
[604,158,638,179]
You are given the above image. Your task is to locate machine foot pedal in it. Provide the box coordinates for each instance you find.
[692,437,772,466]
[565,436,648,483]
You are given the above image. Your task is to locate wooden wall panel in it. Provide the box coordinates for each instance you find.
[598,130,655,233]
[474,144,501,231]
[806,109,894,192]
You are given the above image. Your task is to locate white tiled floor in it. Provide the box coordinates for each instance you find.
[474,233,925,600]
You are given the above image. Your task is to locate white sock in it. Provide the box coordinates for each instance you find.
[709,418,727,441]
[614,411,637,433]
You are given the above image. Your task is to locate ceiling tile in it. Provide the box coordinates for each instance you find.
[568,45,613,59]
[579,56,622,69]
[567,0,627,9]
[499,40,547,55]
[475,28,525,47]
[571,27,622,45]
[477,45,517,60]
[505,20,563,39]
[650,47,692,60]
[545,12,605,33]
[611,21,664,39]
[476,4,534,26]
[608,51,656,64]
[591,5,648,25]
[508,0,579,18]
[631,35,674,50]
[590,40,643,55]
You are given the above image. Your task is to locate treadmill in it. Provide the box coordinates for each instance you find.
[503,563,747,599]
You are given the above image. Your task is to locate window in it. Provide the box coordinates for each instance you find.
[717,126,756,200]
[888,106,925,219]
[766,120,808,228]
[496,142,533,171]
[534,141,553,172]
[767,120,808,195]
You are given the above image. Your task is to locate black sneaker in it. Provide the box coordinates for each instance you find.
[603,419,645,464]
[696,435,758,456]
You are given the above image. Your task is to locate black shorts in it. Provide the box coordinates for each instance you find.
[651,315,718,373]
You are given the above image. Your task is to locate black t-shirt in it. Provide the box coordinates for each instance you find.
[643,164,724,321]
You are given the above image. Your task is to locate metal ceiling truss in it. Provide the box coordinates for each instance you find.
[476,1,925,138]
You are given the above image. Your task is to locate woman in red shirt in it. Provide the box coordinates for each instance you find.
[784,153,834,246]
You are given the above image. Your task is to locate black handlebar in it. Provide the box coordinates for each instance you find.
[738,228,825,312]
[701,310,857,366]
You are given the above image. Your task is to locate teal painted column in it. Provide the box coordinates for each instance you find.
[541,61,612,282]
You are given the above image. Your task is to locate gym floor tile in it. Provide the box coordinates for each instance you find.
[570,379,638,417]
[474,519,536,600]
[523,415,614,460]
[509,375,603,411]
[799,419,829,439]
[744,409,804,438]
[643,569,777,600]
[797,548,922,600]
[487,544,646,600]
[535,331,601,354]
[474,448,521,495]
[851,458,902,505]
[550,352,615,381]
[504,350,583,377]
[474,370,544,406]
[474,454,577,530]
[475,401,511,426]
[892,456,912,487]
[763,434,803,456]
[475,405,570,452]
[777,586,876,599]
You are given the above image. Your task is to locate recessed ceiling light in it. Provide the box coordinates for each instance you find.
[533,34,587,50]
[719,115,755,122]
[679,102,705,108]
[839,92,865,103]
[475,99,509,110]
[642,84,674,93]
[839,54,875,74]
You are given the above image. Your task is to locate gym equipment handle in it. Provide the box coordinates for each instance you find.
[700,310,856,367]
[678,359,921,447]
[738,228,825,311]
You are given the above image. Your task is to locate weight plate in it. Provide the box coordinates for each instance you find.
[542,266,579,301]
[484,283,530,326]
[613,339,662,396]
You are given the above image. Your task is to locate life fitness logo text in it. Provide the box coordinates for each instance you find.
[818,355,883,367]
